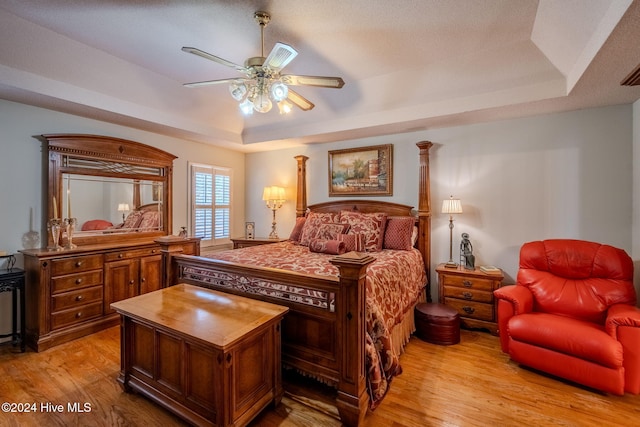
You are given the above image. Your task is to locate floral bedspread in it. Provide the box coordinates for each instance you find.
[204,241,426,408]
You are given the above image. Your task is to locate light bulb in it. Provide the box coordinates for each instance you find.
[229,81,248,101]
[253,92,272,113]
[278,100,292,114]
[270,82,288,101]
[239,98,254,115]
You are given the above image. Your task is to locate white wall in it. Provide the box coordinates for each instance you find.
[0,99,246,338]
[633,98,640,296]
[246,104,635,301]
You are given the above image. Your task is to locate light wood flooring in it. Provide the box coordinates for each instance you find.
[1,326,638,426]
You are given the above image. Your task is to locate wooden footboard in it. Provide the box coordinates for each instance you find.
[172,251,374,427]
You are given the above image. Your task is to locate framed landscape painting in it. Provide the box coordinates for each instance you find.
[328,144,393,196]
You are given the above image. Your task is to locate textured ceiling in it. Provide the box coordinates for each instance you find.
[1,0,639,152]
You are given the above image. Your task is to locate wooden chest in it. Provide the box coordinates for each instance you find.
[436,264,504,334]
[111,284,289,427]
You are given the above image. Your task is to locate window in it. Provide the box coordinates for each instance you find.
[190,163,231,246]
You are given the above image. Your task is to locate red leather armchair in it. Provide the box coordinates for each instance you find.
[494,239,640,395]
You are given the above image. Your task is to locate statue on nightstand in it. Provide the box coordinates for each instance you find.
[460,232,475,270]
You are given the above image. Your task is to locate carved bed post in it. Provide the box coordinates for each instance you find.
[294,155,308,218]
[329,252,375,427]
[416,141,433,302]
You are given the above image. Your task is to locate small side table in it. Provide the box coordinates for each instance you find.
[0,257,26,352]
[231,237,287,249]
[436,263,504,335]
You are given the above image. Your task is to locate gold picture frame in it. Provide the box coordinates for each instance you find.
[328,144,393,196]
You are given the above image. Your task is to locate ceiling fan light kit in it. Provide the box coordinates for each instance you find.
[182,11,344,115]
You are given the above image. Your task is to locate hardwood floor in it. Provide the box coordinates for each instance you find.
[1,326,638,426]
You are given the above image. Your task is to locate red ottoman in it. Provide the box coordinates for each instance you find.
[415,303,460,345]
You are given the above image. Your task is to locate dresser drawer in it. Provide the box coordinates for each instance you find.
[51,285,103,312]
[441,275,494,292]
[443,286,493,303]
[51,270,103,294]
[50,301,103,330]
[50,254,103,276]
[104,246,160,262]
[445,297,494,321]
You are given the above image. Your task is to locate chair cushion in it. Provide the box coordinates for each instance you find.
[517,240,636,323]
[508,312,623,369]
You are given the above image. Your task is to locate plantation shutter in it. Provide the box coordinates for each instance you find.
[191,164,231,245]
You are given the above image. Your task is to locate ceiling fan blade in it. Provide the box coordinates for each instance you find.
[264,42,298,72]
[287,89,315,111]
[282,74,345,89]
[182,46,249,74]
[183,78,244,88]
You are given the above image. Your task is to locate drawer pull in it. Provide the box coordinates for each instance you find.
[151,249,156,254]
[75,312,83,318]
[118,253,124,258]
[75,261,83,268]
[462,292,473,300]
[76,295,83,301]
[462,306,475,314]
[75,278,83,285]
[141,278,146,283]
[129,280,135,285]
[462,280,473,288]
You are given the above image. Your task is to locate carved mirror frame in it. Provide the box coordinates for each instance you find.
[42,134,175,247]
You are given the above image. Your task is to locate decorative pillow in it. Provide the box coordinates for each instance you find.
[289,217,306,242]
[81,219,114,231]
[383,216,416,250]
[299,212,342,246]
[138,211,159,230]
[411,226,419,247]
[308,239,347,255]
[122,210,144,229]
[337,233,366,252]
[339,211,387,252]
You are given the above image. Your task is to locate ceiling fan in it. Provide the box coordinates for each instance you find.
[181,11,345,115]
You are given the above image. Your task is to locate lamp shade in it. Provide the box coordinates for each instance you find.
[262,186,286,201]
[442,197,462,214]
[118,203,130,212]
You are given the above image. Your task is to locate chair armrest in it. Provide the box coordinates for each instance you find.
[494,285,533,315]
[605,303,640,339]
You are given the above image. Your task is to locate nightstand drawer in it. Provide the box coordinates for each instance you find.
[445,298,494,322]
[441,275,494,292]
[443,286,493,303]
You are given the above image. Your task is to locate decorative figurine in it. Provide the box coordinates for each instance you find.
[460,232,475,270]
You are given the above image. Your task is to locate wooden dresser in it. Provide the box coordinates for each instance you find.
[21,237,199,351]
[436,264,504,334]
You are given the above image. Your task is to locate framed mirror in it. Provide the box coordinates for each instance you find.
[42,134,175,247]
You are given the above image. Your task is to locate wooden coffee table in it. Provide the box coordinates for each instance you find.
[111,283,289,427]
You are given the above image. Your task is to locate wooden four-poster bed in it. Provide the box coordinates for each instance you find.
[170,141,433,426]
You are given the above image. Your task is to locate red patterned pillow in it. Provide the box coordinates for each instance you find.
[383,216,416,250]
[289,217,306,242]
[122,210,144,229]
[299,212,343,246]
[339,211,387,252]
[337,233,366,252]
[308,239,347,255]
[138,211,159,231]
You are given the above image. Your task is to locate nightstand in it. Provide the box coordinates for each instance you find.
[436,263,504,335]
[231,237,287,249]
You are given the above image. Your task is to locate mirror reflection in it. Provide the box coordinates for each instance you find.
[63,174,163,235]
